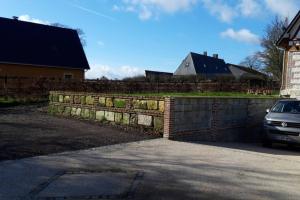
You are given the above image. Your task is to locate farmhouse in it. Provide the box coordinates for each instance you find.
[172,52,266,84]
[174,52,232,78]
[277,11,300,98]
[0,17,89,80]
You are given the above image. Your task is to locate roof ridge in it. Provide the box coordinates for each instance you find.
[0,16,76,32]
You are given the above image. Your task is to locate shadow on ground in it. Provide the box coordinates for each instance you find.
[172,139,300,156]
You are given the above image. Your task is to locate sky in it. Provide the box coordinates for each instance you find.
[0,0,300,79]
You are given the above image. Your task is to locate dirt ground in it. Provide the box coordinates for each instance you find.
[0,104,158,161]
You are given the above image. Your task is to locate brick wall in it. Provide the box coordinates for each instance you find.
[163,97,279,142]
[48,91,165,134]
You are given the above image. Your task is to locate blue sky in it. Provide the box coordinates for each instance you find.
[0,0,300,79]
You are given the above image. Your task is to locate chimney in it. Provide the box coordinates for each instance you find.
[203,51,207,56]
[213,54,218,59]
[12,16,19,20]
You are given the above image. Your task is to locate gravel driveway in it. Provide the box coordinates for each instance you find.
[0,104,157,161]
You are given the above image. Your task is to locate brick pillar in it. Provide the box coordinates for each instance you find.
[163,97,175,139]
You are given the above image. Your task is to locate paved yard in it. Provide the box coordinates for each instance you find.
[1,139,300,200]
[0,104,157,161]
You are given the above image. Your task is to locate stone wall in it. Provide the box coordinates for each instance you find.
[48,92,279,142]
[48,91,165,133]
[163,97,279,142]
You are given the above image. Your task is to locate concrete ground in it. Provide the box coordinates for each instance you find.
[1,139,300,200]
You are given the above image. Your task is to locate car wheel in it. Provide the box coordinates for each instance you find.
[262,139,272,147]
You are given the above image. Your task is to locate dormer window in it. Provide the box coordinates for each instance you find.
[185,62,189,67]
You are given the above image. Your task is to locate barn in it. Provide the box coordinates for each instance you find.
[0,17,89,80]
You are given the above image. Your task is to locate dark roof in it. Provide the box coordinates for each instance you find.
[145,70,173,76]
[190,52,231,74]
[276,11,300,47]
[227,63,267,77]
[0,17,89,70]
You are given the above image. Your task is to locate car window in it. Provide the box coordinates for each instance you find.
[271,101,300,113]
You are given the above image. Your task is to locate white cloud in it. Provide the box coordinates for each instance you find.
[201,0,236,23]
[264,0,300,20]
[139,5,152,20]
[86,64,145,79]
[220,28,260,44]
[18,15,50,25]
[238,0,261,17]
[115,0,197,20]
[201,0,263,23]
[115,0,300,22]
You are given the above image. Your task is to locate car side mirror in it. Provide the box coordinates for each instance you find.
[266,108,270,114]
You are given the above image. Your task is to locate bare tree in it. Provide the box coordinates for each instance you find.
[51,23,87,47]
[240,16,289,80]
[239,52,263,71]
[260,16,289,80]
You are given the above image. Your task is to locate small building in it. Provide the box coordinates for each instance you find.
[174,52,233,79]
[145,70,173,81]
[227,63,267,86]
[0,17,89,80]
[277,11,300,98]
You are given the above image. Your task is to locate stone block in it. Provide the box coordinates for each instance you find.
[98,97,106,106]
[57,105,64,114]
[52,105,59,114]
[63,107,71,116]
[71,107,77,116]
[154,117,163,132]
[86,96,94,105]
[159,101,165,112]
[89,110,96,120]
[59,95,64,103]
[74,96,81,104]
[114,99,126,108]
[122,113,130,125]
[64,96,70,103]
[105,111,115,121]
[138,114,153,126]
[96,111,105,121]
[106,98,114,107]
[52,94,59,102]
[115,112,123,124]
[80,96,86,104]
[133,100,147,109]
[75,108,81,116]
[147,100,158,110]
[48,94,52,102]
[130,114,137,125]
[47,105,54,114]
[82,108,90,119]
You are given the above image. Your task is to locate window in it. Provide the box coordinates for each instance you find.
[64,74,73,80]
[271,101,300,113]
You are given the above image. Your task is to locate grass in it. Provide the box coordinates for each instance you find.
[0,97,20,107]
[0,97,47,107]
[115,91,280,98]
